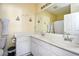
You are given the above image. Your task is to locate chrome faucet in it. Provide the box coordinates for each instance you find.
[41,32,45,36]
[63,32,72,42]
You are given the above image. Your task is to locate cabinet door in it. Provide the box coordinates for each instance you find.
[31,42,38,56]
[31,38,40,56]
[31,38,57,56]
[37,39,76,56]
[35,39,58,56]
[16,36,31,56]
[31,37,77,56]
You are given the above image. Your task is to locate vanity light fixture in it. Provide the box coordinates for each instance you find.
[16,16,20,21]
[41,3,51,9]
[29,18,32,22]
[37,20,40,23]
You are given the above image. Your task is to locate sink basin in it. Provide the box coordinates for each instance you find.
[49,36,79,48]
[58,40,79,48]
[39,33,79,48]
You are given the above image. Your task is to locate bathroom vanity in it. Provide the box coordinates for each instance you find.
[15,32,79,56]
[15,12,79,56]
[31,33,79,56]
[15,5,79,56]
[15,33,31,56]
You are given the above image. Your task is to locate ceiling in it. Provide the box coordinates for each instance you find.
[45,3,71,15]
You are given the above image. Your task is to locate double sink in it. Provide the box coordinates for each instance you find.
[40,33,79,48]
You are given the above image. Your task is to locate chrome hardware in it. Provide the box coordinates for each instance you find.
[63,32,72,42]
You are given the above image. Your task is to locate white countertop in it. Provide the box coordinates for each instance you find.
[31,33,79,55]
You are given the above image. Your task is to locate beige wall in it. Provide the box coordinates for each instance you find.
[35,11,55,33]
[56,14,64,20]
[0,4,37,47]
[50,14,64,22]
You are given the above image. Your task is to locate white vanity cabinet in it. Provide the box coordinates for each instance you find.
[31,37,77,56]
[31,39,40,56]
[16,33,31,56]
[31,37,56,56]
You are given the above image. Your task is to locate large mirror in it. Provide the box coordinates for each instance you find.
[35,3,71,34]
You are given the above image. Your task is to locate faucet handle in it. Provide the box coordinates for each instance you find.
[63,32,72,41]
[63,32,67,38]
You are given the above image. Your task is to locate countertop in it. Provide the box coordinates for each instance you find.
[31,33,79,55]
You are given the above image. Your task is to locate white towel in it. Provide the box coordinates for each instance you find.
[0,49,3,56]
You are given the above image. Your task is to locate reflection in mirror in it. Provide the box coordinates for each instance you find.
[35,3,71,34]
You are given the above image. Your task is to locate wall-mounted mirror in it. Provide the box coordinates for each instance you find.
[35,3,71,34]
